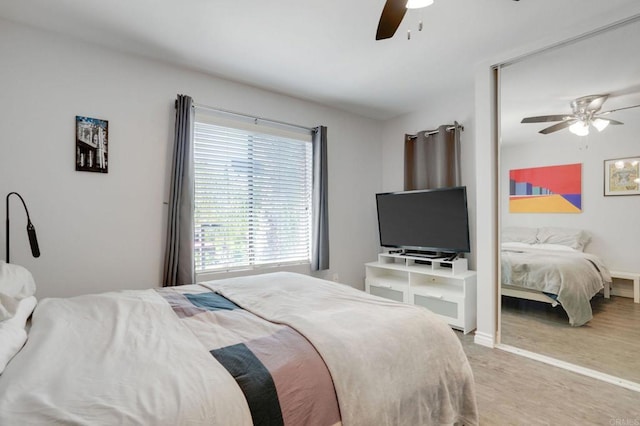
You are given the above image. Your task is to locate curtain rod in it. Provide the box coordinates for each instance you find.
[407,122,464,139]
[191,103,314,133]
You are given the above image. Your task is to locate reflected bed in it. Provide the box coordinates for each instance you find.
[500,227,611,326]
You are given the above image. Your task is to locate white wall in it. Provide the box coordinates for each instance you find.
[500,123,640,271]
[0,19,382,298]
[380,87,477,269]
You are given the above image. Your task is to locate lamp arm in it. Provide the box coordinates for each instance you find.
[5,199,8,264]
[7,192,32,221]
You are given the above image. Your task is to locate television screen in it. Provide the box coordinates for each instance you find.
[376,186,470,254]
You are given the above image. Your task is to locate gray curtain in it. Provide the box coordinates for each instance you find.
[311,125,329,271]
[404,122,462,190]
[162,94,195,286]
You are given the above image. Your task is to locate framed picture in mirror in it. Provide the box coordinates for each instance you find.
[604,157,640,196]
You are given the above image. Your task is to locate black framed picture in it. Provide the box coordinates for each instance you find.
[76,116,108,173]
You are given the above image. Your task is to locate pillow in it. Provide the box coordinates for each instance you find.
[501,227,538,244]
[534,243,578,252]
[537,227,591,251]
[0,261,36,321]
[501,242,533,250]
[0,295,37,374]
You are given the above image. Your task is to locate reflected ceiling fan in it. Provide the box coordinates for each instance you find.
[376,0,433,40]
[521,94,640,136]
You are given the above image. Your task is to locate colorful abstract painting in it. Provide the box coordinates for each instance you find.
[509,163,582,213]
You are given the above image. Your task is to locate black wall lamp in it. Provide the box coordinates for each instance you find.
[5,192,40,263]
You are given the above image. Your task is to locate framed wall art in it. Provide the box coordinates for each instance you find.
[76,115,108,173]
[604,157,640,196]
[509,163,582,213]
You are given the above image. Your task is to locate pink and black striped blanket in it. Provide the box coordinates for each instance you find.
[157,286,341,426]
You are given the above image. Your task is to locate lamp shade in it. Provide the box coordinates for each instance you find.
[406,0,434,9]
[592,118,610,132]
[5,192,40,263]
[569,121,589,136]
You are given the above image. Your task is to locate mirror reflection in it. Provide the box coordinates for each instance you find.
[499,17,640,384]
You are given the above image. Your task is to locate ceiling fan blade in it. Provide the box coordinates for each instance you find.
[521,115,571,124]
[598,103,640,115]
[597,118,624,125]
[376,0,407,40]
[539,119,576,134]
[585,94,609,111]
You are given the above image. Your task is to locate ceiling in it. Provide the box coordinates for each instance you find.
[1,0,640,120]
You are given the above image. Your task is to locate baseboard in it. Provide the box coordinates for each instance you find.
[473,331,495,348]
[497,344,640,393]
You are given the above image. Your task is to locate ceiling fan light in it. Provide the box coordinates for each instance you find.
[406,0,434,9]
[569,121,589,136]
[592,118,610,132]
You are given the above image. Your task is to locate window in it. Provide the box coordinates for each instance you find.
[193,118,313,273]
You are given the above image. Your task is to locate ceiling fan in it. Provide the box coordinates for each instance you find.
[376,0,433,40]
[376,0,519,40]
[520,94,640,136]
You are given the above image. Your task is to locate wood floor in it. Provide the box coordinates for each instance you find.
[500,293,640,384]
[456,331,640,425]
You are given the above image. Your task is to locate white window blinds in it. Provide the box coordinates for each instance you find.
[193,119,313,273]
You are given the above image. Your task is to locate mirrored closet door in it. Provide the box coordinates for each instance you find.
[498,17,640,385]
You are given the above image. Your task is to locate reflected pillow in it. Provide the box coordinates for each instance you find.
[534,243,578,252]
[537,227,591,251]
[501,242,532,250]
[502,227,538,244]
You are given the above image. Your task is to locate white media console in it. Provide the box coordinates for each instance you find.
[365,253,477,334]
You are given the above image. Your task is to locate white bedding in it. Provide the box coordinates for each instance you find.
[501,246,611,326]
[0,287,252,425]
[0,272,478,425]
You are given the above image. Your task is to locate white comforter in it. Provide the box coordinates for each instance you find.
[502,247,611,326]
[0,272,478,425]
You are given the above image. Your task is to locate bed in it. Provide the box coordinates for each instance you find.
[500,226,611,326]
[0,263,478,425]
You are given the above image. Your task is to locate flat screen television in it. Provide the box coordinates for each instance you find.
[376,186,470,257]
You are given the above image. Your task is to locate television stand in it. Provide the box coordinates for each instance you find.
[364,253,477,334]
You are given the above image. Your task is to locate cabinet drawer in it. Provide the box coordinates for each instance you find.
[411,291,462,322]
[411,273,461,287]
[369,284,406,303]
